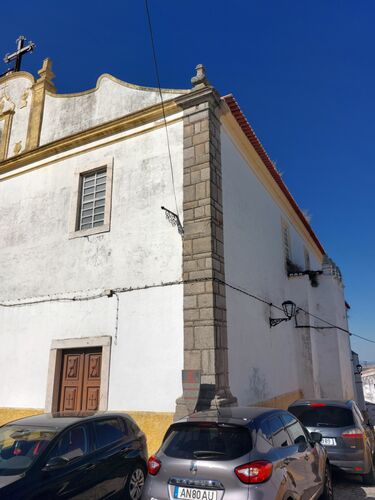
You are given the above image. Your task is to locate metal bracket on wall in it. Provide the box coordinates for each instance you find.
[161,206,184,236]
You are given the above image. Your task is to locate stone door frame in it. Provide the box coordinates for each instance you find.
[45,336,111,413]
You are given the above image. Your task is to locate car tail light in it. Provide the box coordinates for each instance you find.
[342,428,363,439]
[147,455,161,475]
[235,461,273,484]
[310,403,327,407]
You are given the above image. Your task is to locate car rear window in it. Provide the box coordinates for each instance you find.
[0,425,57,475]
[289,405,354,428]
[162,423,252,461]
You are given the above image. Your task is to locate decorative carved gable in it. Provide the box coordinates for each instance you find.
[0,73,34,160]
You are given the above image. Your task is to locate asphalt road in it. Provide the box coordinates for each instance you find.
[333,471,375,499]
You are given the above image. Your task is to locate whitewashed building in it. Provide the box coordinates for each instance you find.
[0,58,355,443]
[362,366,375,404]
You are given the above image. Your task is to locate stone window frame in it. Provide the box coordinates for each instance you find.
[69,157,114,239]
[45,335,112,413]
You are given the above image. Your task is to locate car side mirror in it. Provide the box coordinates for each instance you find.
[42,456,70,471]
[309,432,322,444]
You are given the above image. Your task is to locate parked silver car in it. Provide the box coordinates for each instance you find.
[143,407,333,499]
[288,399,375,484]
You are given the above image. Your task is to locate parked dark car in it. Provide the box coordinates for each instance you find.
[143,407,333,499]
[0,411,148,499]
[288,399,375,484]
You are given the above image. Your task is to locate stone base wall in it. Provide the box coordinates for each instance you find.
[0,408,173,455]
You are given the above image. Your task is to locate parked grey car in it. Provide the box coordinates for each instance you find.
[143,407,333,500]
[288,399,375,484]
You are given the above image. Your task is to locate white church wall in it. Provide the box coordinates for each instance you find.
[220,126,354,405]
[362,368,375,404]
[40,75,185,145]
[220,128,301,406]
[0,285,183,412]
[0,119,184,412]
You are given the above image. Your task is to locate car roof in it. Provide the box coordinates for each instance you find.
[288,399,353,409]
[175,406,287,426]
[1,411,130,430]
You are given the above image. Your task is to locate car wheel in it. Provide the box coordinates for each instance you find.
[362,459,375,486]
[124,464,146,500]
[320,463,334,500]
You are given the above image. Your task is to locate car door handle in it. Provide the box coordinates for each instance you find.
[82,463,96,471]
[121,446,132,455]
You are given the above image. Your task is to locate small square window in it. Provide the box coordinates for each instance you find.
[69,158,113,239]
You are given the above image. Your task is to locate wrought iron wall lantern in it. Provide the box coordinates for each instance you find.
[354,363,363,375]
[269,300,297,327]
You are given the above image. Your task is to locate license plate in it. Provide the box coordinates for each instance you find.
[321,437,337,446]
[173,486,218,500]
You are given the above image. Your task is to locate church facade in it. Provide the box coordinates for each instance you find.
[0,58,355,449]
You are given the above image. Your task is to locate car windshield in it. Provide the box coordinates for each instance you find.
[0,425,57,475]
[289,406,354,428]
[162,423,252,460]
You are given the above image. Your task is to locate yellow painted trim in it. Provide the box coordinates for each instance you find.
[0,115,182,182]
[128,411,173,454]
[0,408,172,455]
[0,99,181,177]
[26,81,45,151]
[0,407,44,427]
[221,107,323,262]
[255,389,303,410]
[0,110,14,161]
[0,71,35,86]
[46,73,191,99]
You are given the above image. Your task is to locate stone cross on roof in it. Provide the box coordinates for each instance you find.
[3,35,35,73]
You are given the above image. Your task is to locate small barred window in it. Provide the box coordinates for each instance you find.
[79,169,107,230]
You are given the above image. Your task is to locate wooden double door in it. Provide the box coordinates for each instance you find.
[59,348,102,412]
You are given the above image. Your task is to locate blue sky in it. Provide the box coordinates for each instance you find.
[1,1,374,360]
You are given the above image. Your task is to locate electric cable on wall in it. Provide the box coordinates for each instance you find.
[0,276,373,344]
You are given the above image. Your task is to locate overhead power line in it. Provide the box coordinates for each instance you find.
[144,0,180,221]
[0,276,372,344]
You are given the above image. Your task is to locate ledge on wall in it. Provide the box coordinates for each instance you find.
[286,260,322,287]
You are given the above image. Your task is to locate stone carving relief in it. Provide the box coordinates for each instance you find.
[13,141,22,155]
[67,356,79,378]
[0,91,15,116]
[19,89,29,109]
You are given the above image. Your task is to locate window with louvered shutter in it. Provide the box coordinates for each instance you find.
[282,223,291,261]
[79,169,107,230]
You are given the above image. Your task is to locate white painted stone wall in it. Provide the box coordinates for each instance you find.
[40,75,185,145]
[220,126,355,405]
[0,119,184,412]
[362,368,375,404]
